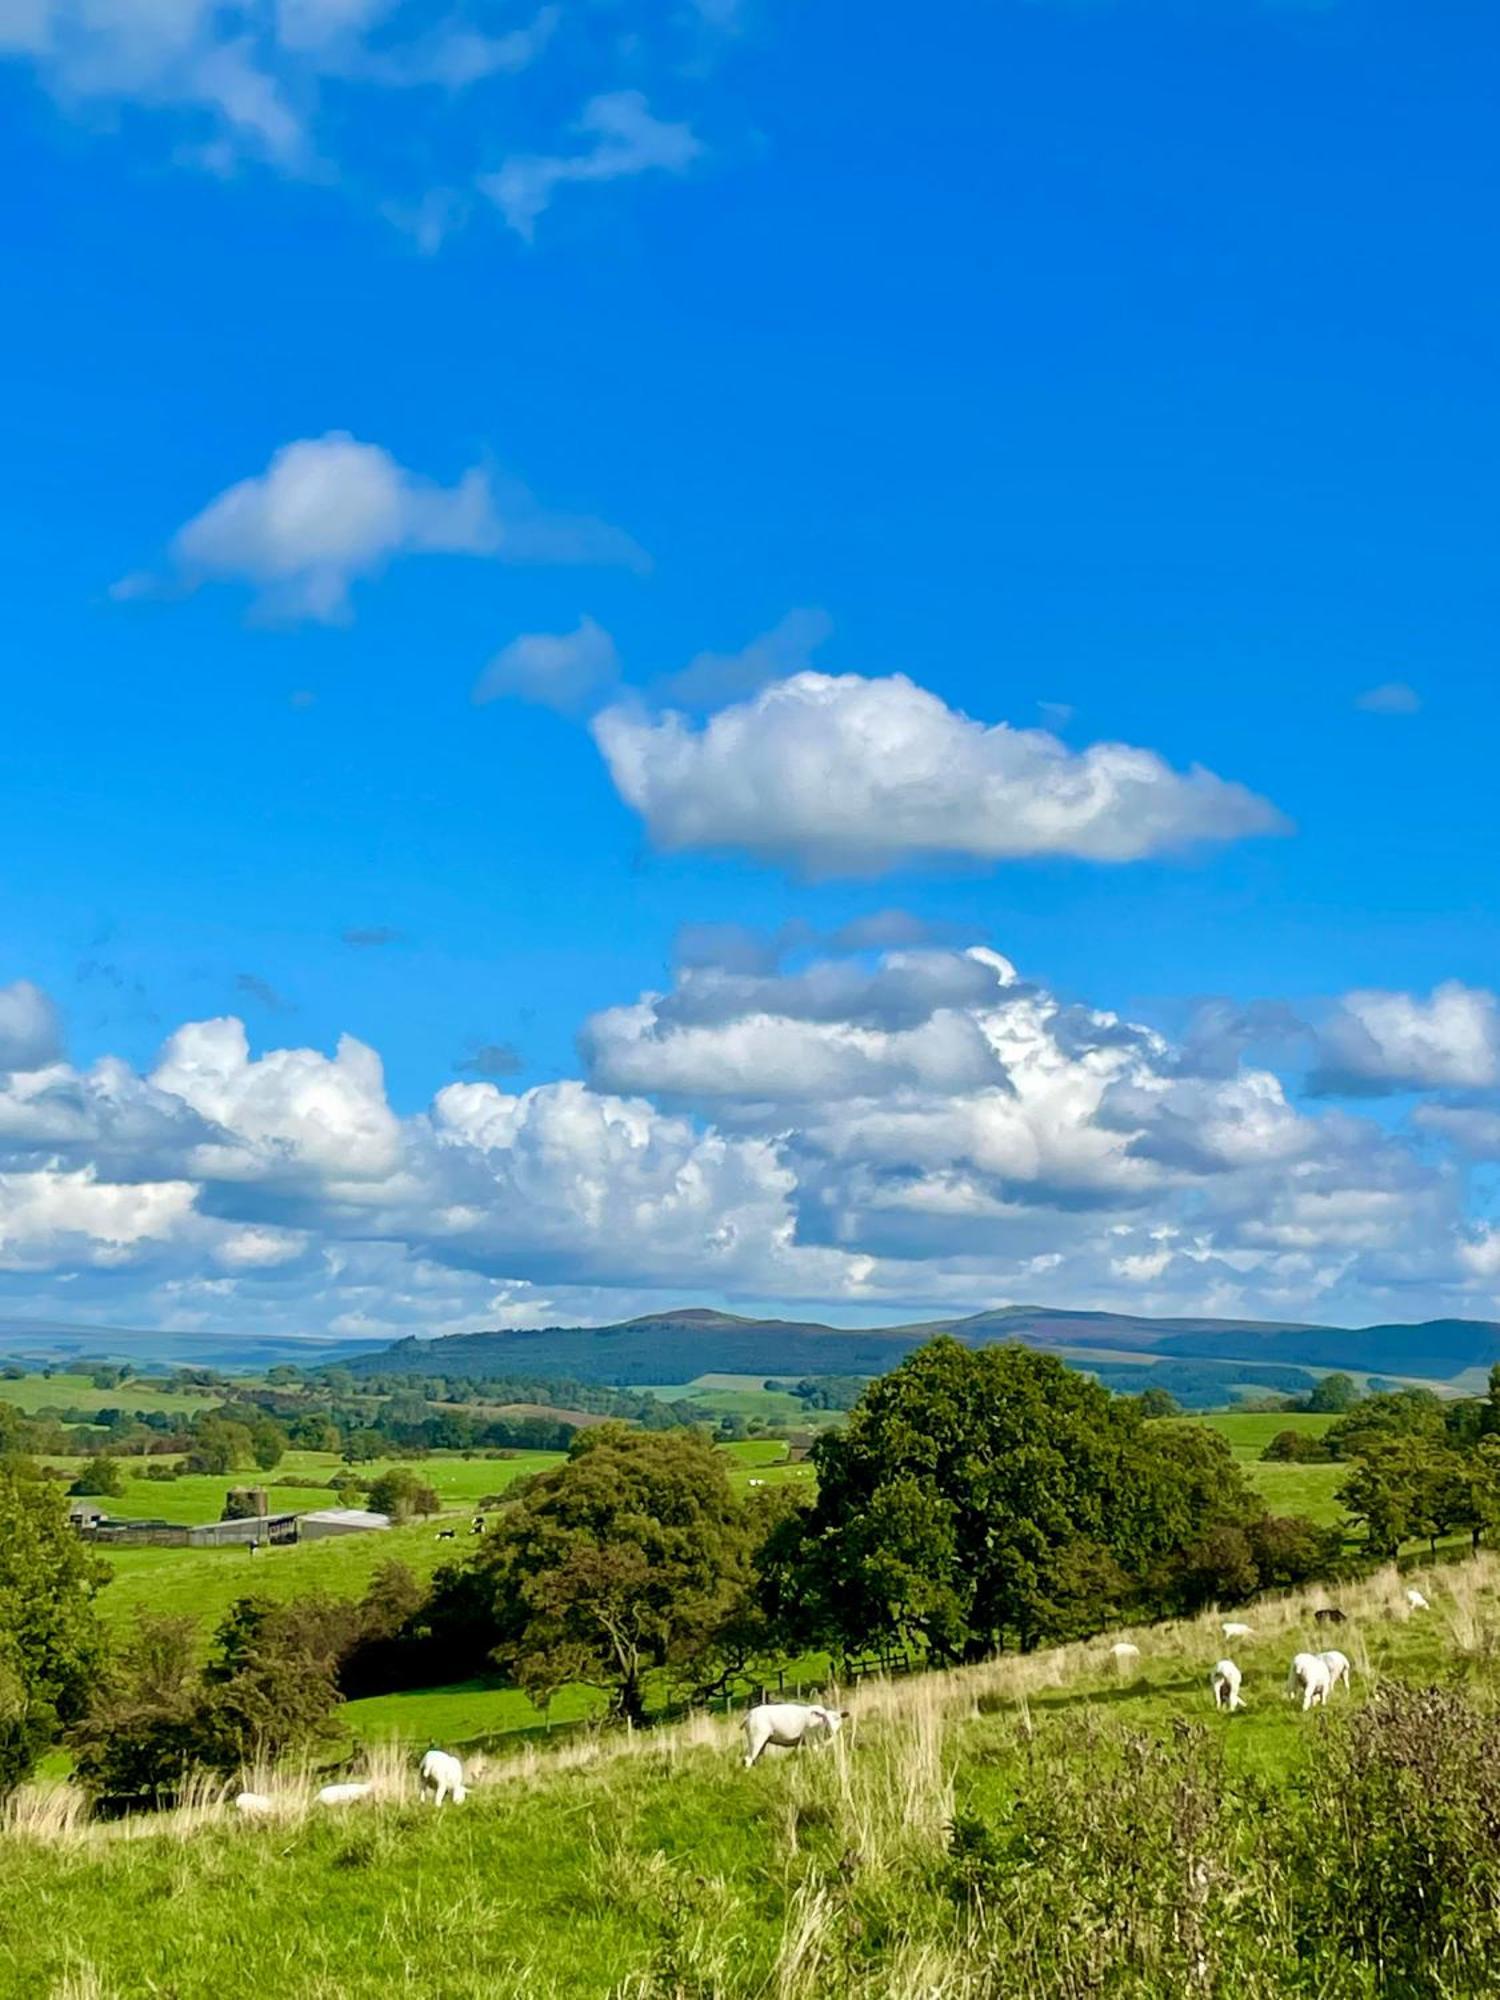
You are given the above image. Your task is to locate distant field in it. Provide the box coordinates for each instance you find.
[0,1371,217,1417]
[1243,1461,1347,1525]
[1190,1410,1338,1461]
[96,1518,464,1640]
[1183,1410,1345,1527]
[638,1373,840,1426]
[42,1449,567,1525]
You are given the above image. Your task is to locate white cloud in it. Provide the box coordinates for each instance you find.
[593,672,1289,874]
[0,1169,197,1271]
[138,433,642,622]
[151,1016,403,1185]
[1312,982,1500,1095]
[0,981,63,1073]
[473,616,620,714]
[3,947,1500,1335]
[1355,681,1422,715]
[480,90,701,240]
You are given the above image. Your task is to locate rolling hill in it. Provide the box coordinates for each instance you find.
[346,1303,1500,1389]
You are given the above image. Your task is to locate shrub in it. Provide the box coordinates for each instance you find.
[68,1455,124,1498]
[365,1468,441,1523]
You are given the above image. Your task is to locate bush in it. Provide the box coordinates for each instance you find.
[365,1468,441,1523]
[69,1456,124,1499]
[1261,1429,1332,1463]
[1274,1685,1500,1987]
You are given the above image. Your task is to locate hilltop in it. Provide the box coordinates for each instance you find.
[347,1303,1500,1390]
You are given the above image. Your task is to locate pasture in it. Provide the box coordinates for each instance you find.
[8,1557,1499,1998]
[0,1371,217,1417]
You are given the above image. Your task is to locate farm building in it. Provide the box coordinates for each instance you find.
[85,1512,300,1548]
[297,1508,392,1540]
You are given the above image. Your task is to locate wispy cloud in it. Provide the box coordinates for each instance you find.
[473,617,621,713]
[480,91,702,240]
[1355,681,1422,715]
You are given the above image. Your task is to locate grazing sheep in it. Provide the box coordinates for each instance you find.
[419,1748,467,1805]
[232,1791,273,1814]
[742,1702,846,1769]
[435,1529,456,1541]
[1109,1642,1141,1666]
[1222,1622,1254,1640]
[316,1782,374,1806]
[1406,1587,1430,1611]
[1319,1648,1352,1694]
[1286,1652,1333,1711]
[1211,1659,1244,1712]
[1314,1607,1346,1626]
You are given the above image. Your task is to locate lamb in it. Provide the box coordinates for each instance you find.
[1210,1658,1244,1712]
[316,1782,374,1806]
[1109,1641,1141,1664]
[1314,1607,1346,1626]
[232,1791,273,1814]
[742,1702,846,1768]
[1319,1648,1352,1694]
[1286,1652,1333,1710]
[1221,1622,1254,1640]
[419,1748,467,1805]
[435,1529,456,1541]
[1406,1587,1430,1611]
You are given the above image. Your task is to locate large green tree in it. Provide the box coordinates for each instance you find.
[0,1463,109,1791]
[461,1424,754,1723]
[767,1339,1264,1660]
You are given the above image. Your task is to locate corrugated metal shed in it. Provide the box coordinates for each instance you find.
[297,1508,392,1539]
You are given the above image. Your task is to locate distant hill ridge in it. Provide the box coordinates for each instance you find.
[346,1305,1500,1387]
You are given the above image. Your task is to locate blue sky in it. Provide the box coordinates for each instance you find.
[2,0,1499,1340]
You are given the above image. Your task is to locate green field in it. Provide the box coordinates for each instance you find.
[95,1518,465,1637]
[1191,1410,1338,1460]
[0,1371,218,1417]
[8,1557,1498,1998]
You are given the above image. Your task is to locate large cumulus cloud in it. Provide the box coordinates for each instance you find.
[1,951,1499,1338]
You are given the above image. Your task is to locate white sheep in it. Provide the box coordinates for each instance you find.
[1406,1587,1430,1611]
[1109,1641,1141,1664]
[1221,1622,1254,1640]
[1318,1648,1352,1694]
[742,1702,846,1768]
[232,1791,273,1815]
[419,1748,467,1805]
[316,1782,374,1806]
[1286,1652,1333,1710]
[1210,1658,1244,1712]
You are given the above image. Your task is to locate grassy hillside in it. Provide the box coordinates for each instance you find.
[8,1557,1499,1998]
